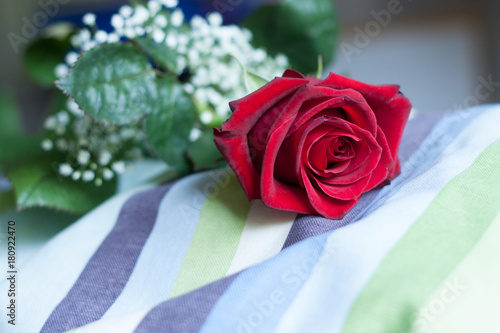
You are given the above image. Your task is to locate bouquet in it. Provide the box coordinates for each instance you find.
[0,0,339,214]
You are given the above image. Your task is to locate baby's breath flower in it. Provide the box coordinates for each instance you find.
[44,116,57,130]
[170,9,184,27]
[107,33,120,43]
[130,6,149,25]
[54,64,69,78]
[156,15,168,27]
[189,128,202,142]
[65,52,79,66]
[159,0,178,8]
[119,5,133,18]
[72,170,81,181]
[102,168,114,181]
[77,150,91,165]
[207,12,223,27]
[111,14,124,29]
[57,111,70,125]
[59,164,73,177]
[200,111,213,125]
[152,28,165,43]
[112,161,126,174]
[95,30,108,44]
[41,139,53,151]
[82,170,95,182]
[82,13,96,26]
[148,0,162,15]
[98,150,112,166]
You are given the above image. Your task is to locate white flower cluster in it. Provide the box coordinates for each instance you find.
[50,0,289,183]
[42,99,144,185]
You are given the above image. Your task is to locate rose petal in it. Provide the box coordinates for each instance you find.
[318,72,412,166]
[299,117,381,186]
[287,85,378,138]
[248,97,291,173]
[371,95,412,167]
[300,167,360,219]
[312,169,371,200]
[363,126,394,192]
[222,76,308,134]
[213,131,261,199]
[318,72,401,107]
[283,69,322,85]
[260,86,320,213]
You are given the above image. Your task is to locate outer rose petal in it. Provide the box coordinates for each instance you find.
[318,72,401,107]
[221,76,308,134]
[371,94,412,168]
[213,131,261,199]
[283,69,321,85]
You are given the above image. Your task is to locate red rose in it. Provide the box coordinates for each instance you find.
[214,70,412,219]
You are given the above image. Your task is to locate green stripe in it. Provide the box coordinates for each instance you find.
[341,139,500,333]
[412,211,500,333]
[168,171,251,298]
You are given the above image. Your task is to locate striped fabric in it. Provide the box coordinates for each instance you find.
[3,105,499,333]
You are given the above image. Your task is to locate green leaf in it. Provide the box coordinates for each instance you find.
[187,129,226,171]
[231,56,269,93]
[0,93,42,172]
[145,77,196,175]
[0,93,23,136]
[57,43,158,125]
[134,37,178,74]
[0,135,42,172]
[7,158,117,213]
[244,0,339,74]
[24,28,73,87]
[0,191,15,215]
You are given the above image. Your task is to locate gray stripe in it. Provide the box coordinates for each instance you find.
[283,112,446,248]
[134,273,239,333]
[41,185,172,333]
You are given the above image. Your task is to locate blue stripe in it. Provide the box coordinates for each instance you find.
[41,185,171,332]
[134,273,240,333]
[199,232,331,333]
[102,172,214,318]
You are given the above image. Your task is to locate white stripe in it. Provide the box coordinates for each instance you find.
[274,105,500,333]
[102,171,214,318]
[0,186,150,333]
[226,200,296,276]
[73,307,152,333]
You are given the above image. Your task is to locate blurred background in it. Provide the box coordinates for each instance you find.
[1,0,500,133]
